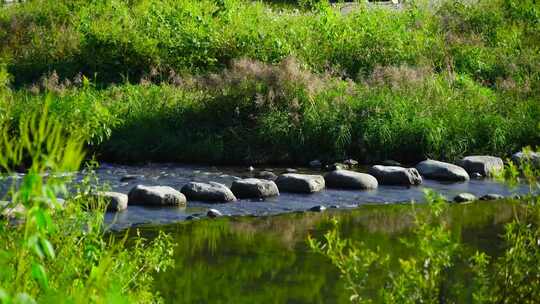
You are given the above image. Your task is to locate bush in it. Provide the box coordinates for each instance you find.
[0,102,174,303]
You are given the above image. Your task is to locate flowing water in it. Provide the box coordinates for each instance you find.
[87,163,531,230]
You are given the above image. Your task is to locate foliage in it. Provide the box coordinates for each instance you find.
[0,102,174,303]
[309,154,540,303]
[0,0,539,164]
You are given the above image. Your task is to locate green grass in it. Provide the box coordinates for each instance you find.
[1,0,539,165]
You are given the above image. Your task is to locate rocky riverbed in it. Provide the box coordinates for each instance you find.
[1,154,535,230]
[93,160,530,229]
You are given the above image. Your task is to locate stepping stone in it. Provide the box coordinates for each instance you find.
[94,191,128,212]
[231,178,279,199]
[128,185,186,206]
[275,173,325,193]
[324,170,378,190]
[454,193,477,203]
[368,165,422,186]
[181,182,236,202]
[416,159,469,182]
[459,156,504,177]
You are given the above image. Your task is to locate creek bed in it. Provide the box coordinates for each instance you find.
[89,163,531,230]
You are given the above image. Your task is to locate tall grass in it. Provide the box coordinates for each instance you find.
[0,100,174,302]
[0,0,539,164]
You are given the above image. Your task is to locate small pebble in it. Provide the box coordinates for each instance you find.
[309,205,326,212]
[207,209,223,218]
[454,193,477,203]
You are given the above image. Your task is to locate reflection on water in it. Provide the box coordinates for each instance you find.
[137,200,521,304]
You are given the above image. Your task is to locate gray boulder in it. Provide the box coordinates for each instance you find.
[275,173,325,193]
[231,178,279,199]
[95,191,128,212]
[459,155,504,177]
[324,170,378,190]
[454,193,477,203]
[181,182,237,202]
[512,151,540,168]
[416,159,469,182]
[368,165,422,186]
[128,185,186,206]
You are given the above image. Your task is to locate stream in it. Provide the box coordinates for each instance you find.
[86,163,531,230]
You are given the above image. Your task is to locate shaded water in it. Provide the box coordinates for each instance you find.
[138,201,520,304]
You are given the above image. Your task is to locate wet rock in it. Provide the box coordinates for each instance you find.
[309,160,323,168]
[207,209,223,218]
[181,182,237,202]
[480,194,504,201]
[381,160,402,167]
[329,205,340,209]
[186,215,200,220]
[324,170,378,190]
[231,178,279,199]
[512,151,540,168]
[128,185,186,206]
[459,155,504,177]
[285,168,298,173]
[257,171,278,181]
[368,165,422,186]
[454,193,477,203]
[343,159,359,167]
[309,205,326,212]
[94,191,128,212]
[120,174,143,182]
[416,159,469,182]
[275,173,325,193]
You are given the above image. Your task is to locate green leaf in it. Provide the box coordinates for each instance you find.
[27,235,44,260]
[39,237,56,260]
[31,263,49,290]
